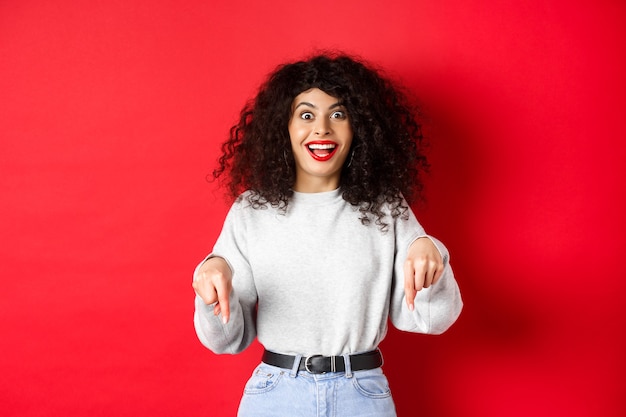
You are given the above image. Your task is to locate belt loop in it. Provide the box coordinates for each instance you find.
[289,354,302,378]
[342,353,353,379]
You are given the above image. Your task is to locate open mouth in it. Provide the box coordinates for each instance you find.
[306,141,338,161]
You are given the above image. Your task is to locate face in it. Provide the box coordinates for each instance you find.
[288,88,353,192]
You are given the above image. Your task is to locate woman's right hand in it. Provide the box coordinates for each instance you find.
[192,257,233,324]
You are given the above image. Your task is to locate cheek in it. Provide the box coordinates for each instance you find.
[288,131,302,155]
[288,124,308,145]
[342,126,354,146]
[287,128,297,148]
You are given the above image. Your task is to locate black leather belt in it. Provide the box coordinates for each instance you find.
[262,349,383,374]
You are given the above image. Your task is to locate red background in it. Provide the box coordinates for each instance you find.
[1,1,625,416]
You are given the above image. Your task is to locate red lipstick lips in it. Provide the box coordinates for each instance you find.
[306,141,338,161]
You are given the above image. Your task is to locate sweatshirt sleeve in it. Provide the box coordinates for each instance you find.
[192,202,258,354]
[388,210,463,335]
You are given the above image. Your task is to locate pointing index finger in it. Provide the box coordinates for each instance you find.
[214,277,231,324]
[404,259,416,311]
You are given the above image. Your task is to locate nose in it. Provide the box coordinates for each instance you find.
[314,119,331,136]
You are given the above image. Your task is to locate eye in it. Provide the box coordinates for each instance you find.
[300,112,314,120]
[331,111,346,119]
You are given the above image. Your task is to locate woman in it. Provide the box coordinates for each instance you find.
[192,53,462,416]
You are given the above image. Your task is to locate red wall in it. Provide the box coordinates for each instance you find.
[1,1,624,416]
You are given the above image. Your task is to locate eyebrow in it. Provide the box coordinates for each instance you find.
[293,101,345,111]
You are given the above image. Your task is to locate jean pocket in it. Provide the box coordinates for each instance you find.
[243,364,286,395]
[351,369,392,399]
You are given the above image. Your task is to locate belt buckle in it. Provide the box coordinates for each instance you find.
[304,355,324,374]
[304,355,337,374]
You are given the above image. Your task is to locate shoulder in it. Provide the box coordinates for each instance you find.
[228,190,279,217]
[380,194,423,236]
[374,192,411,220]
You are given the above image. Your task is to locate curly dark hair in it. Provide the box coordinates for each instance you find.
[212,52,428,229]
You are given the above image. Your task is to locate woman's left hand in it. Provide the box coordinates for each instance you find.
[404,237,444,311]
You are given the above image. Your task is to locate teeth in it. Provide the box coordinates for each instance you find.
[307,144,336,149]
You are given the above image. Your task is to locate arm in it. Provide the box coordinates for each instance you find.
[192,204,258,354]
[393,235,462,334]
[192,256,255,354]
[388,204,462,334]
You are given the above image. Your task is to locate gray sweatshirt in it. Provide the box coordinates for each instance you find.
[193,188,462,357]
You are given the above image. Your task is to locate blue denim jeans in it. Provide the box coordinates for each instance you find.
[237,355,397,417]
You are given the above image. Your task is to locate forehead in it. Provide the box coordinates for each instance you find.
[292,88,341,108]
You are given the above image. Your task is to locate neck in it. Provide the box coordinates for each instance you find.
[293,177,340,193]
